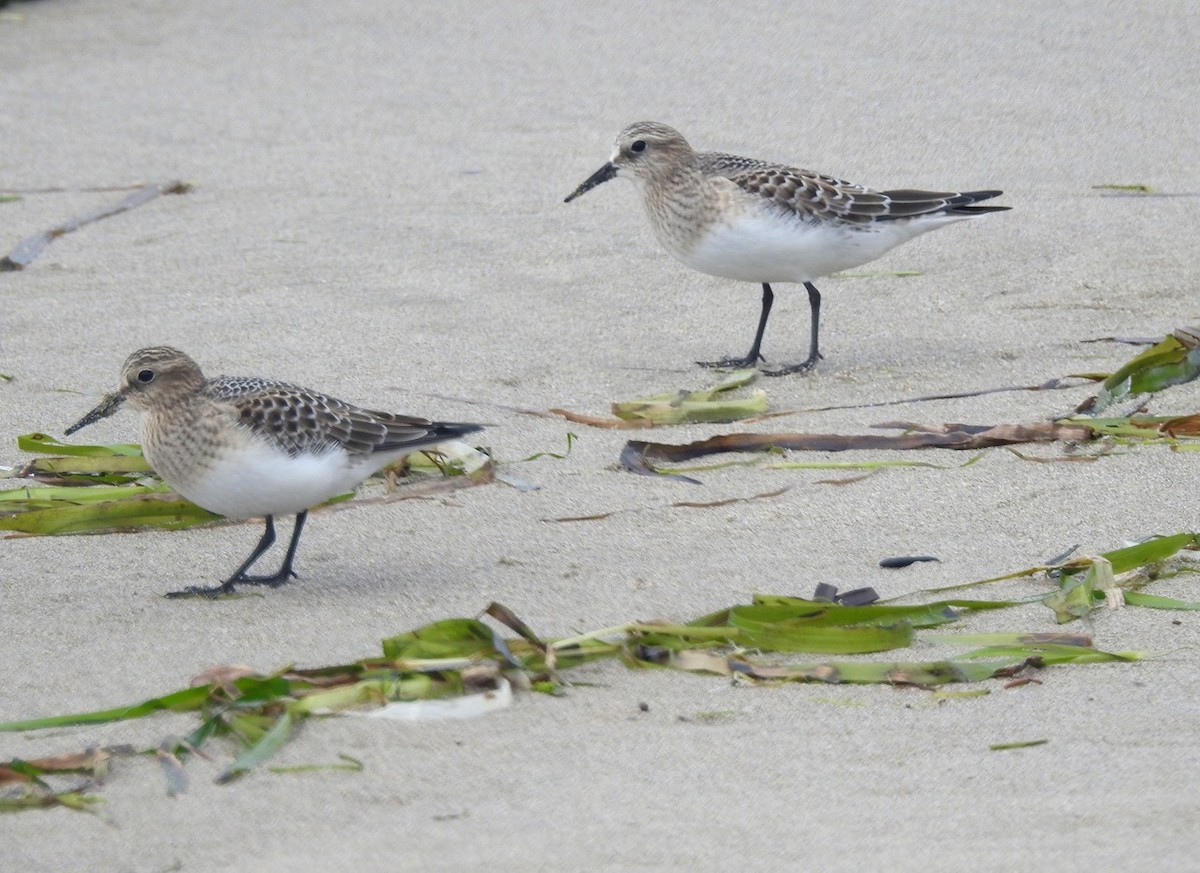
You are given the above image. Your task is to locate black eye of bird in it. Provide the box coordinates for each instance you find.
[137,369,155,383]
[630,140,646,153]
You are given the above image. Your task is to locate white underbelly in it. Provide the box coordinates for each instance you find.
[672,211,953,284]
[153,441,389,519]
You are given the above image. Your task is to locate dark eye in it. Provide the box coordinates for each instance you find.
[630,140,646,153]
[137,369,155,383]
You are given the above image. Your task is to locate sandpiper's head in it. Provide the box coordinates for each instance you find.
[65,346,205,435]
[564,121,694,202]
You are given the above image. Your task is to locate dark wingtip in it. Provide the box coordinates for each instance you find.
[954,204,1012,215]
[950,190,1009,215]
[441,421,487,440]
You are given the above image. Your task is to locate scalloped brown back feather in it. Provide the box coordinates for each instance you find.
[722,160,1008,226]
[205,377,479,458]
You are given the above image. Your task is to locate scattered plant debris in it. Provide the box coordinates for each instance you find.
[835,270,923,278]
[1076,326,1200,415]
[800,377,1097,414]
[618,420,1095,483]
[989,739,1049,751]
[1081,335,1158,346]
[520,432,577,461]
[1,180,192,271]
[4,532,1195,809]
[1091,183,1154,193]
[1,436,492,537]
[552,369,767,428]
[543,485,798,523]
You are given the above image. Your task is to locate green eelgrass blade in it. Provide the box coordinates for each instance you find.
[990,739,1049,751]
[12,432,152,482]
[0,675,291,733]
[288,676,447,715]
[768,459,935,471]
[216,710,295,784]
[1091,534,1200,574]
[948,643,1142,664]
[0,490,222,534]
[768,454,983,472]
[521,432,577,462]
[739,600,935,627]
[1066,416,1175,440]
[23,454,150,472]
[18,456,154,481]
[225,675,295,703]
[1122,591,1200,610]
[926,632,1094,648]
[269,753,364,775]
[612,370,767,425]
[698,596,1028,630]
[614,392,769,425]
[0,790,105,814]
[731,620,914,654]
[931,689,991,700]
[630,616,915,655]
[717,656,1002,685]
[0,685,212,732]
[16,433,145,458]
[381,618,499,660]
[1083,330,1200,414]
[0,482,173,507]
[919,532,1199,594]
[174,712,226,758]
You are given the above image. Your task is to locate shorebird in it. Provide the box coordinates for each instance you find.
[566,121,1009,374]
[66,346,484,597]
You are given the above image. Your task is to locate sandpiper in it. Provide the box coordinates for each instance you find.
[65,347,484,597]
[565,121,1009,375]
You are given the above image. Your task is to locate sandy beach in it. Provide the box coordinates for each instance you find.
[3,2,1199,870]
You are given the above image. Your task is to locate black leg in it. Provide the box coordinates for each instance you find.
[746,282,775,364]
[166,514,304,598]
[244,511,306,586]
[226,515,280,583]
[698,283,774,369]
[763,281,823,376]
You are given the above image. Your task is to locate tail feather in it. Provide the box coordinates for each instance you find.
[946,189,1009,215]
[879,188,1009,219]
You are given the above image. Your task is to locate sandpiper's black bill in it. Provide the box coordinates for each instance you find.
[64,391,126,435]
[564,161,618,203]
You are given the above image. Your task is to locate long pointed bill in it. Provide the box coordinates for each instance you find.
[564,162,618,203]
[65,391,127,436]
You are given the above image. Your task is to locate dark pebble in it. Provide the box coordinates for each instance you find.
[879,555,940,568]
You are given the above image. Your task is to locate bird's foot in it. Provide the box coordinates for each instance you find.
[696,353,764,370]
[235,568,298,588]
[761,353,822,377]
[164,569,297,599]
[165,580,240,599]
